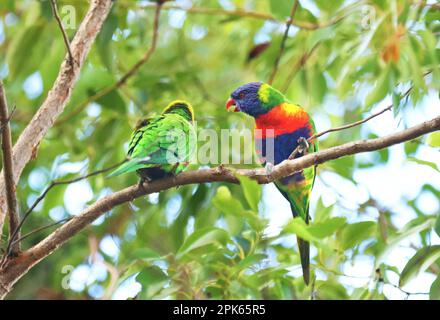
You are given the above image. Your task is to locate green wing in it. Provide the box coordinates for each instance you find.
[109,113,195,177]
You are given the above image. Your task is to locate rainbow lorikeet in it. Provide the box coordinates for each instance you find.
[109,100,196,181]
[226,82,318,284]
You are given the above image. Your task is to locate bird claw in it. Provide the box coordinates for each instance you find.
[297,137,309,154]
[138,177,150,189]
[216,164,227,175]
[264,162,275,176]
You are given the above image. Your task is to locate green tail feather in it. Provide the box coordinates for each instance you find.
[297,237,310,285]
[287,201,310,285]
[108,160,145,178]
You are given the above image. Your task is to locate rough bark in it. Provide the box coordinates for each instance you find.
[0,82,20,254]
[0,0,113,237]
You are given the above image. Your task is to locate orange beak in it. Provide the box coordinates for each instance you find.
[226,98,239,112]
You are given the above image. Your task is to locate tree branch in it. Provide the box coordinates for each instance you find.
[0,0,114,237]
[1,114,439,298]
[267,0,300,85]
[56,2,164,125]
[0,82,20,255]
[50,0,75,66]
[10,217,72,248]
[4,159,125,257]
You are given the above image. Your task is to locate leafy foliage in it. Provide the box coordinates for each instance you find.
[0,0,439,299]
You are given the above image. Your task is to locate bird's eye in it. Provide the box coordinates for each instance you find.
[239,92,246,99]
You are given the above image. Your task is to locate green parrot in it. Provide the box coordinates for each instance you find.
[109,100,196,181]
[226,82,318,285]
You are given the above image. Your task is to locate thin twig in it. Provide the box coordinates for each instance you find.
[5,159,126,257]
[117,3,162,87]
[56,2,163,126]
[0,105,16,135]
[0,82,20,255]
[320,264,430,297]
[310,70,433,142]
[384,281,429,296]
[10,218,73,247]
[288,85,415,160]
[312,86,413,141]
[50,0,75,66]
[267,0,300,85]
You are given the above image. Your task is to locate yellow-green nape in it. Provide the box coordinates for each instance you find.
[257,83,286,108]
[258,83,272,104]
[162,100,194,122]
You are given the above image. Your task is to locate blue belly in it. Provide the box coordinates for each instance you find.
[256,126,312,184]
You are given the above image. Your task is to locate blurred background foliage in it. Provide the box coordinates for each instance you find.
[0,0,439,299]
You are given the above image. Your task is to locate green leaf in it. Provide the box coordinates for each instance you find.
[340,221,376,250]
[6,22,46,79]
[212,186,244,215]
[427,132,440,147]
[315,279,350,300]
[400,245,440,287]
[176,227,229,259]
[377,218,436,266]
[350,287,371,300]
[435,215,440,238]
[67,67,117,109]
[131,248,162,261]
[430,275,440,300]
[283,217,316,242]
[40,40,65,91]
[233,253,267,274]
[97,11,118,71]
[170,184,208,249]
[365,66,392,107]
[408,157,439,172]
[315,0,344,12]
[136,266,168,299]
[95,89,126,113]
[269,0,292,20]
[404,140,419,156]
[313,197,333,222]
[308,217,347,239]
[236,175,261,212]
[212,186,264,231]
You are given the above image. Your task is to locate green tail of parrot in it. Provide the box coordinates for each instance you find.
[108,159,146,178]
[291,203,310,286]
[297,236,310,286]
[277,186,313,286]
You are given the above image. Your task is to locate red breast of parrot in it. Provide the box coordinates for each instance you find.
[226,82,318,285]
